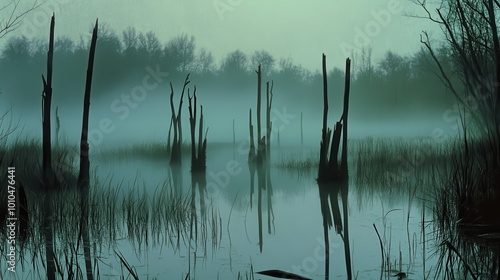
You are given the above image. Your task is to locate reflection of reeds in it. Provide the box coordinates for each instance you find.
[0,174,220,279]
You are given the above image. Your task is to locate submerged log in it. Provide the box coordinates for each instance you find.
[257,269,312,280]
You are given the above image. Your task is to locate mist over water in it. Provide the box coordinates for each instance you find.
[2,1,489,279]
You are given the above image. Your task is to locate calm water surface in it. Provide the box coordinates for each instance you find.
[90,144,438,279]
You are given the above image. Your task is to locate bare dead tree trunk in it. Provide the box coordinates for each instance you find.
[188,89,197,170]
[316,54,352,280]
[55,106,60,147]
[169,75,190,165]
[341,58,351,174]
[42,15,54,188]
[78,19,98,280]
[266,81,274,234]
[177,76,189,159]
[41,13,55,280]
[249,109,255,163]
[169,82,178,162]
[256,65,263,165]
[341,58,352,280]
[318,54,331,181]
[78,19,98,191]
[167,117,173,155]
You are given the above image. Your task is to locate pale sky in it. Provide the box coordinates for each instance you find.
[6,0,442,70]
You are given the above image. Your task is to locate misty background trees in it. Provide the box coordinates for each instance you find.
[0,25,457,124]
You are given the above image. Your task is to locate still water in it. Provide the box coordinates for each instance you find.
[2,143,438,279]
[89,144,437,279]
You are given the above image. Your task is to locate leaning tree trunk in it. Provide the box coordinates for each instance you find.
[77,19,98,280]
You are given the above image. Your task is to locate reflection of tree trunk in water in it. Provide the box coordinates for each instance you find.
[257,135,267,251]
[198,173,206,220]
[189,172,208,246]
[248,108,256,209]
[170,163,183,196]
[196,172,208,257]
[80,187,93,280]
[249,162,255,209]
[318,181,343,280]
[267,166,273,234]
[44,196,55,280]
[318,182,331,280]
[190,175,198,243]
[329,186,342,234]
[316,55,352,280]
[257,163,264,253]
[341,181,351,279]
[17,182,29,243]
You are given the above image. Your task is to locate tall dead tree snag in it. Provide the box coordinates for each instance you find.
[42,14,55,189]
[316,54,352,280]
[41,13,56,280]
[78,19,98,191]
[169,75,190,165]
[187,86,208,173]
[340,58,352,280]
[256,65,265,165]
[247,64,276,248]
[265,81,274,234]
[187,85,208,246]
[77,19,98,280]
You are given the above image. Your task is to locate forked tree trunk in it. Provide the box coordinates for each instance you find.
[169,75,189,165]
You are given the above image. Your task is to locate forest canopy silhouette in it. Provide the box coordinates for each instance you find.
[1,26,457,122]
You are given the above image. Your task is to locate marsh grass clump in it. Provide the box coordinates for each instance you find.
[0,139,79,191]
[0,178,219,278]
[276,150,318,170]
[97,141,192,162]
[433,136,500,279]
[353,137,451,190]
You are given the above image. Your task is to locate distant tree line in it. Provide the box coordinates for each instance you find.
[0,26,458,119]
